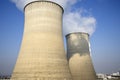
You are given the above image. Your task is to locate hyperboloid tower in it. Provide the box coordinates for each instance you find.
[11,1,72,80]
[66,32,96,80]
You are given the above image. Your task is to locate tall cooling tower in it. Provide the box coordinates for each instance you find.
[66,32,96,80]
[11,1,72,80]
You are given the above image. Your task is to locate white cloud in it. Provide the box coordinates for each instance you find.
[63,10,96,36]
[10,0,80,11]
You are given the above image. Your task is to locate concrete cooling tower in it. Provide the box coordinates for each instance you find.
[11,1,72,80]
[66,32,96,80]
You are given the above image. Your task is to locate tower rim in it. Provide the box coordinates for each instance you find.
[24,1,64,13]
[66,32,90,38]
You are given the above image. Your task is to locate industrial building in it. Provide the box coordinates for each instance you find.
[11,0,97,80]
[66,32,96,80]
[11,1,72,80]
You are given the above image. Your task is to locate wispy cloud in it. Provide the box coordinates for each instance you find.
[10,0,96,36]
[10,0,80,11]
[63,9,96,36]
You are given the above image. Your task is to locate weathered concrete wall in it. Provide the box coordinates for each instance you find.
[11,1,72,80]
[66,32,96,80]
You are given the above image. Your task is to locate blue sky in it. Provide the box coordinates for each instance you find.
[0,0,120,75]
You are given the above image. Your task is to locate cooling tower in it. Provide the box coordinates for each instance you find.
[66,32,96,80]
[11,1,72,80]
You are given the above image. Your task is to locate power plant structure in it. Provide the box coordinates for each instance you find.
[66,32,96,80]
[11,1,72,80]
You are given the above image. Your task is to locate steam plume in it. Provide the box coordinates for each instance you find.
[10,0,96,36]
[10,0,78,10]
[63,9,96,36]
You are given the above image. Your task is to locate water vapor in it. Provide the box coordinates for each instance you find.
[63,9,96,36]
[10,0,96,36]
[10,0,78,11]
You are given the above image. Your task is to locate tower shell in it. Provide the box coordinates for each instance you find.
[66,32,96,80]
[11,1,72,80]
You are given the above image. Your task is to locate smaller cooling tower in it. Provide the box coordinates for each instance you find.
[66,32,96,80]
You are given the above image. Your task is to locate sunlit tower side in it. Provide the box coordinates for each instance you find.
[66,32,96,80]
[11,1,72,80]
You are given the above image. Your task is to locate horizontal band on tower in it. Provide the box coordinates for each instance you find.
[24,1,64,13]
[66,32,89,38]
